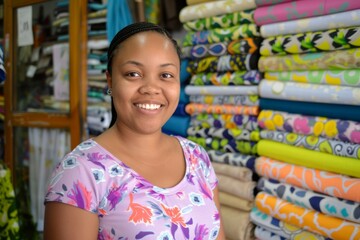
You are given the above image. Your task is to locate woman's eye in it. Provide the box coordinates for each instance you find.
[161,73,173,79]
[126,72,141,77]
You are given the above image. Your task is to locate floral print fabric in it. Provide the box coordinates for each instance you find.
[190,70,261,86]
[44,137,220,240]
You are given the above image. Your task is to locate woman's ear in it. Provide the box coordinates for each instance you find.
[106,70,112,89]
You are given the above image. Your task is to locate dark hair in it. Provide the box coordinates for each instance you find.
[107,22,182,128]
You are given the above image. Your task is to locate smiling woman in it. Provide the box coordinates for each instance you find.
[43,22,225,240]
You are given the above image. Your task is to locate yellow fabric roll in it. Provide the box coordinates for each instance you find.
[219,191,253,211]
[220,205,254,240]
[213,162,253,182]
[257,140,360,178]
[217,173,256,201]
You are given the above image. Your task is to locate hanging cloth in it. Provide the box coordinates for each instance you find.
[106,0,134,41]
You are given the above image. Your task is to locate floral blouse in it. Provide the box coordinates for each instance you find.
[44,136,220,239]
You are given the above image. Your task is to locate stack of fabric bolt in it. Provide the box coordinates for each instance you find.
[178,0,262,239]
[251,0,360,239]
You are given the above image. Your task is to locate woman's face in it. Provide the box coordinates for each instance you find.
[107,31,181,134]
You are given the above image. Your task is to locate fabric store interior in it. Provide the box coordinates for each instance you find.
[1,0,360,239]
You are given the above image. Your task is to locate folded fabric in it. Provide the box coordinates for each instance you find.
[219,191,254,211]
[255,156,360,202]
[186,0,220,5]
[174,102,189,116]
[221,205,254,240]
[258,177,360,223]
[207,150,257,171]
[185,85,258,96]
[257,110,360,144]
[254,0,292,7]
[260,130,360,159]
[260,9,360,37]
[187,126,260,141]
[180,59,191,83]
[259,79,360,106]
[179,0,256,23]
[217,173,256,201]
[162,115,190,137]
[254,226,286,240]
[190,95,259,106]
[264,69,360,87]
[255,192,360,240]
[190,70,262,86]
[185,103,259,115]
[212,162,253,181]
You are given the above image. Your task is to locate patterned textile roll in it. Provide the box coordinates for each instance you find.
[257,110,360,144]
[207,150,257,170]
[183,10,255,31]
[185,103,259,115]
[187,53,259,74]
[187,126,260,141]
[182,24,260,47]
[182,38,261,59]
[179,0,256,23]
[190,113,259,130]
[187,136,258,155]
[217,173,256,201]
[219,191,253,211]
[212,162,253,181]
[185,85,258,96]
[190,95,259,106]
[259,48,360,72]
[186,0,219,6]
[254,0,293,7]
[260,130,360,159]
[254,226,286,240]
[258,177,360,223]
[260,9,360,37]
[264,69,360,87]
[255,157,360,202]
[190,70,262,86]
[255,192,360,240]
[260,26,360,56]
[259,79,360,105]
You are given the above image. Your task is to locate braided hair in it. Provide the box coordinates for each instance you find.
[107,22,182,128]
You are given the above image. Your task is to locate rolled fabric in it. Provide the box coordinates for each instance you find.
[190,113,259,131]
[183,10,255,31]
[260,130,360,159]
[254,226,286,240]
[264,69,360,87]
[190,95,259,106]
[187,126,260,141]
[220,205,254,240]
[259,98,360,122]
[260,26,360,56]
[185,103,259,115]
[255,157,360,202]
[259,48,360,72]
[259,79,360,106]
[162,115,190,137]
[186,0,220,5]
[212,162,253,181]
[207,150,257,171]
[217,173,256,201]
[219,191,253,211]
[260,9,360,37]
[254,0,292,7]
[257,110,360,144]
[190,70,262,86]
[180,59,191,83]
[258,177,360,223]
[255,192,360,240]
[179,0,256,23]
[254,0,360,26]
[251,207,331,240]
[257,139,360,178]
[185,85,258,96]
[173,102,188,116]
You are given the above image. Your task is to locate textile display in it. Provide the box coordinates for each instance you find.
[187,136,258,155]
[257,110,360,144]
[182,38,261,59]
[255,0,296,7]
[217,174,256,201]
[179,86,190,103]
[180,59,190,83]
[190,95,259,106]
[187,126,260,141]
[260,26,360,56]
[221,205,254,240]
[179,0,256,23]
[185,103,259,115]
[212,162,253,182]
[183,10,255,31]
[106,0,133,41]
[260,9,360,38]
[186,0,220,5]
[260,130,360,159]
[162,115,190,137]
[257,139,360,178]
[254,226,286,240]
[190,70,262,86]
[255,157,360,202]
[259,98,360,122]
[185,85,258,96]
[255,192,360,240]
[251,207,331,240]
[144,0,159,24]
[207,150,257,171]
[264,69,360,87]
[258,177,360,223]
[187,53,259,74]
[258,48,360,72]
[182,25,260,47]
[254,0,360,26]
[190,113,259,131]
[259,79,360,106]
[219,191,253,211]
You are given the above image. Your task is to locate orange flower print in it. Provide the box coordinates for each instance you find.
[127,193,152,224]
[161,203,186,227]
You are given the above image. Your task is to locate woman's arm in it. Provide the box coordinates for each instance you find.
[44,202,99,240]
[213,186,226,240]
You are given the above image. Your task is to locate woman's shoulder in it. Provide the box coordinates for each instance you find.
[174,135,210,160]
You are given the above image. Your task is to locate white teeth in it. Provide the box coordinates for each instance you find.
[136,103,161,110]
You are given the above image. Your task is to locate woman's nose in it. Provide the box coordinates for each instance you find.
[138,77,161,95]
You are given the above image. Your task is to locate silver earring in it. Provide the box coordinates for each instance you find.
[107,88,112,95]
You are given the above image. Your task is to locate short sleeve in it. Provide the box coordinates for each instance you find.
[198,144,218,191]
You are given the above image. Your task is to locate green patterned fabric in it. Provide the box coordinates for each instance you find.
[187,126,260,141]
[190,70,261,86]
